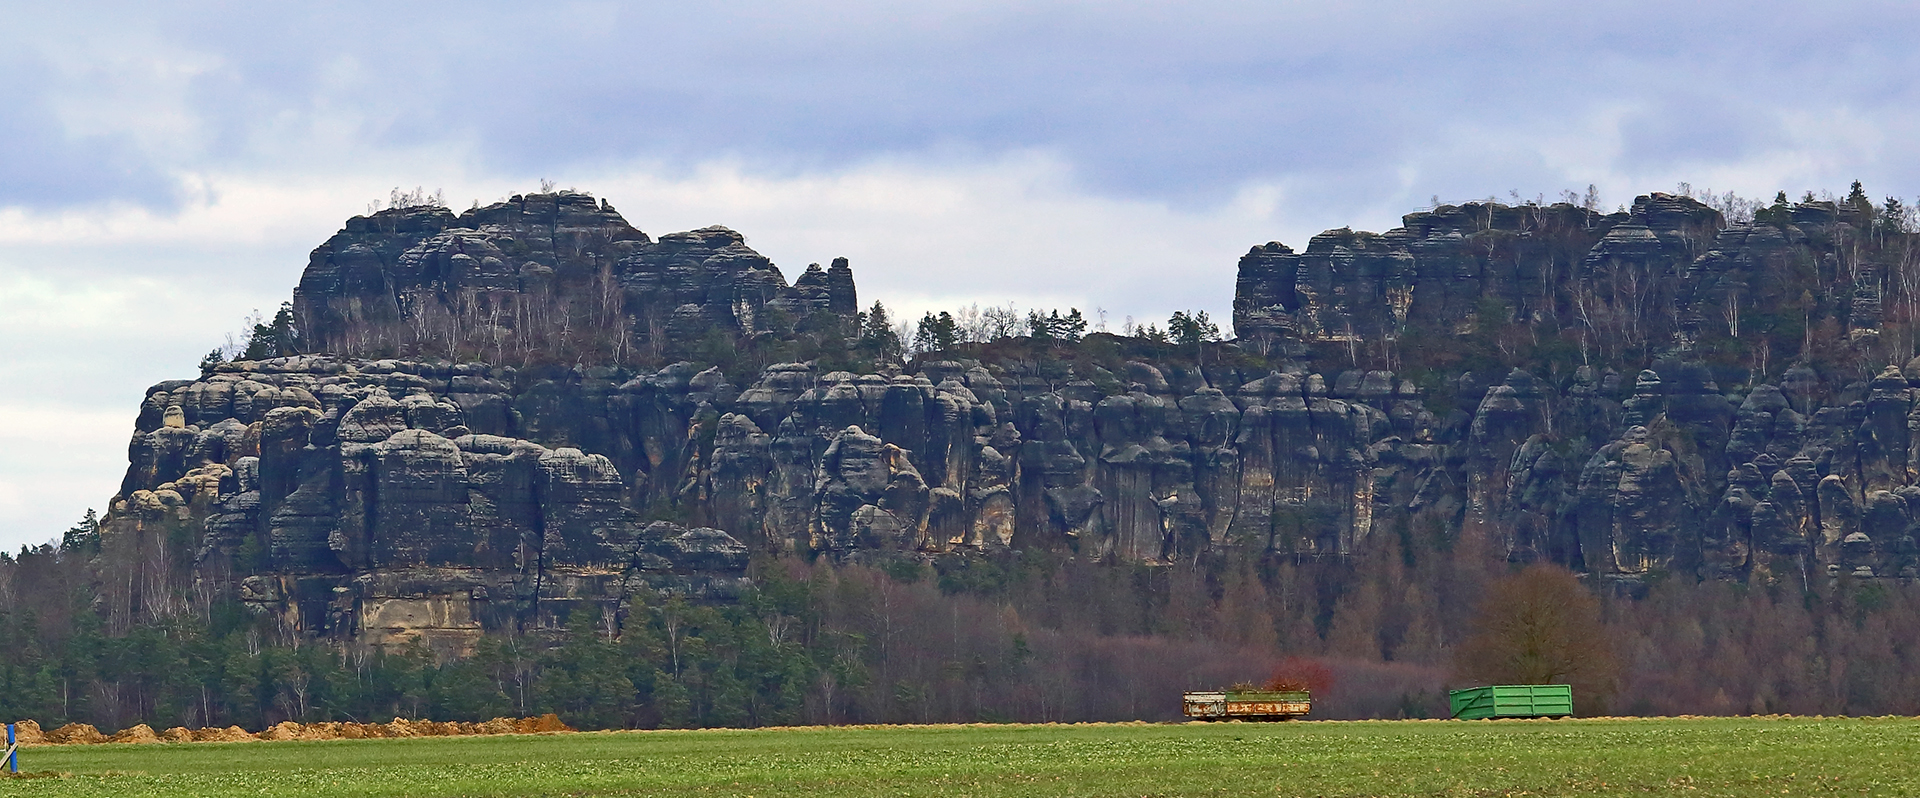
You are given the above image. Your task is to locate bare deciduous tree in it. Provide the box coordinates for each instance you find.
[1453,564,1616,714]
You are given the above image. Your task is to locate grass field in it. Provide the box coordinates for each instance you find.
[2,716,1916,797]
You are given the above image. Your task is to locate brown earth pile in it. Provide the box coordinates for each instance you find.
[330,722,371,739]
[107,724,160,744]
[294,722,345,740]
[191,726,256,742]
[43,723,106,745]
[477,718,518,735]
[521,714,571,733]
[257,721,303,741]
[15,714,575,746]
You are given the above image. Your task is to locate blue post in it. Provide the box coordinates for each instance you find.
[7,722,15,774]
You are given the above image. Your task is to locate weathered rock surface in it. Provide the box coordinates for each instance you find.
[123,353,758,650]
[293,191,856,364]
[1235,193,1803,359]
[1231,192,1920,584]
[102,189,1920,647]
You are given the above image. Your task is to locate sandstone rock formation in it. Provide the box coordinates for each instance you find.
[99,189,1920,648]
[1232,192,1920,584]
[293,191,857,365]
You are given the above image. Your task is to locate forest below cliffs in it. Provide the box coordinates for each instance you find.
[5,518,1920,733]
[12,183,1920,734]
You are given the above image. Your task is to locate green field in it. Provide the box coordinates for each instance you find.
[3,716,1917,797]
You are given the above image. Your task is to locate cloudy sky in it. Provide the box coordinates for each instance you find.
[3,1,1919,547]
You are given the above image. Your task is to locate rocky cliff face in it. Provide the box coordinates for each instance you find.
[105,189,1920,649]
[121,355,754,651]
[293,191,857,365]
[1232,192,1920,584]
[1236,194,1749,357]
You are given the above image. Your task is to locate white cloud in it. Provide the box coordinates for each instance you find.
[587,154,1293,318]
[0,404,130,549]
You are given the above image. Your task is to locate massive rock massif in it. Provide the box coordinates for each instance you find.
[292,192,857,366]
[1232,192,1920,583]
[106,190,1920,649]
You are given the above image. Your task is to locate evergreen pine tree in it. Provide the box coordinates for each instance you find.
[856,302,903,363]
[1058,308,1087,342]
[1025,310,1054,341]
[1846,180,1873,219]
[240,302,302,361]
[1882,196,1909,234]
[61,509,101,555]
[913,312,958,353]
[1167,310,1220,347]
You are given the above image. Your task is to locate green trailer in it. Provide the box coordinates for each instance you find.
[1448,684,1572,719]
[1182,690,1311,721]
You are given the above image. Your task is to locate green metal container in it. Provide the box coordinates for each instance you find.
[1448,684,1573,719]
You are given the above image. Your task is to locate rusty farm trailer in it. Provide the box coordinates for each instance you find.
[1182,690,1311,721]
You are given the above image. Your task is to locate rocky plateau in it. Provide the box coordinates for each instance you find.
[103,190,1920,649]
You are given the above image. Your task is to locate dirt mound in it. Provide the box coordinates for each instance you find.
[44,723,106,745]
[258,721,303,741]
[108,724,160,744]
[478,718,518,735]
[13,715,574,746]
[412,719,473,737]
[298,722,342,740]
[290,722,381,741]
[191,725,256,743]
[303,723,337,741]
[520,713,572,733]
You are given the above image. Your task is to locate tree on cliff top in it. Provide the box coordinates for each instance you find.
[1847,180,1872,218]
[1453,563,1616,714]
[1026,308,1088,343]
[1167,310,1220,347]
[913,312,958,354]
[61,509,101,555]
[240,302,302,361]
[855,301,903,364]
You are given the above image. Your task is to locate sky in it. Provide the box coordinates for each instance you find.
[5,0,1920,548]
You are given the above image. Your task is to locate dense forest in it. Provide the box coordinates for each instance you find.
[6,510,1920,733]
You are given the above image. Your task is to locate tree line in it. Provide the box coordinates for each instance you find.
[7,506,1920,733]
[905,305,1220,357]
